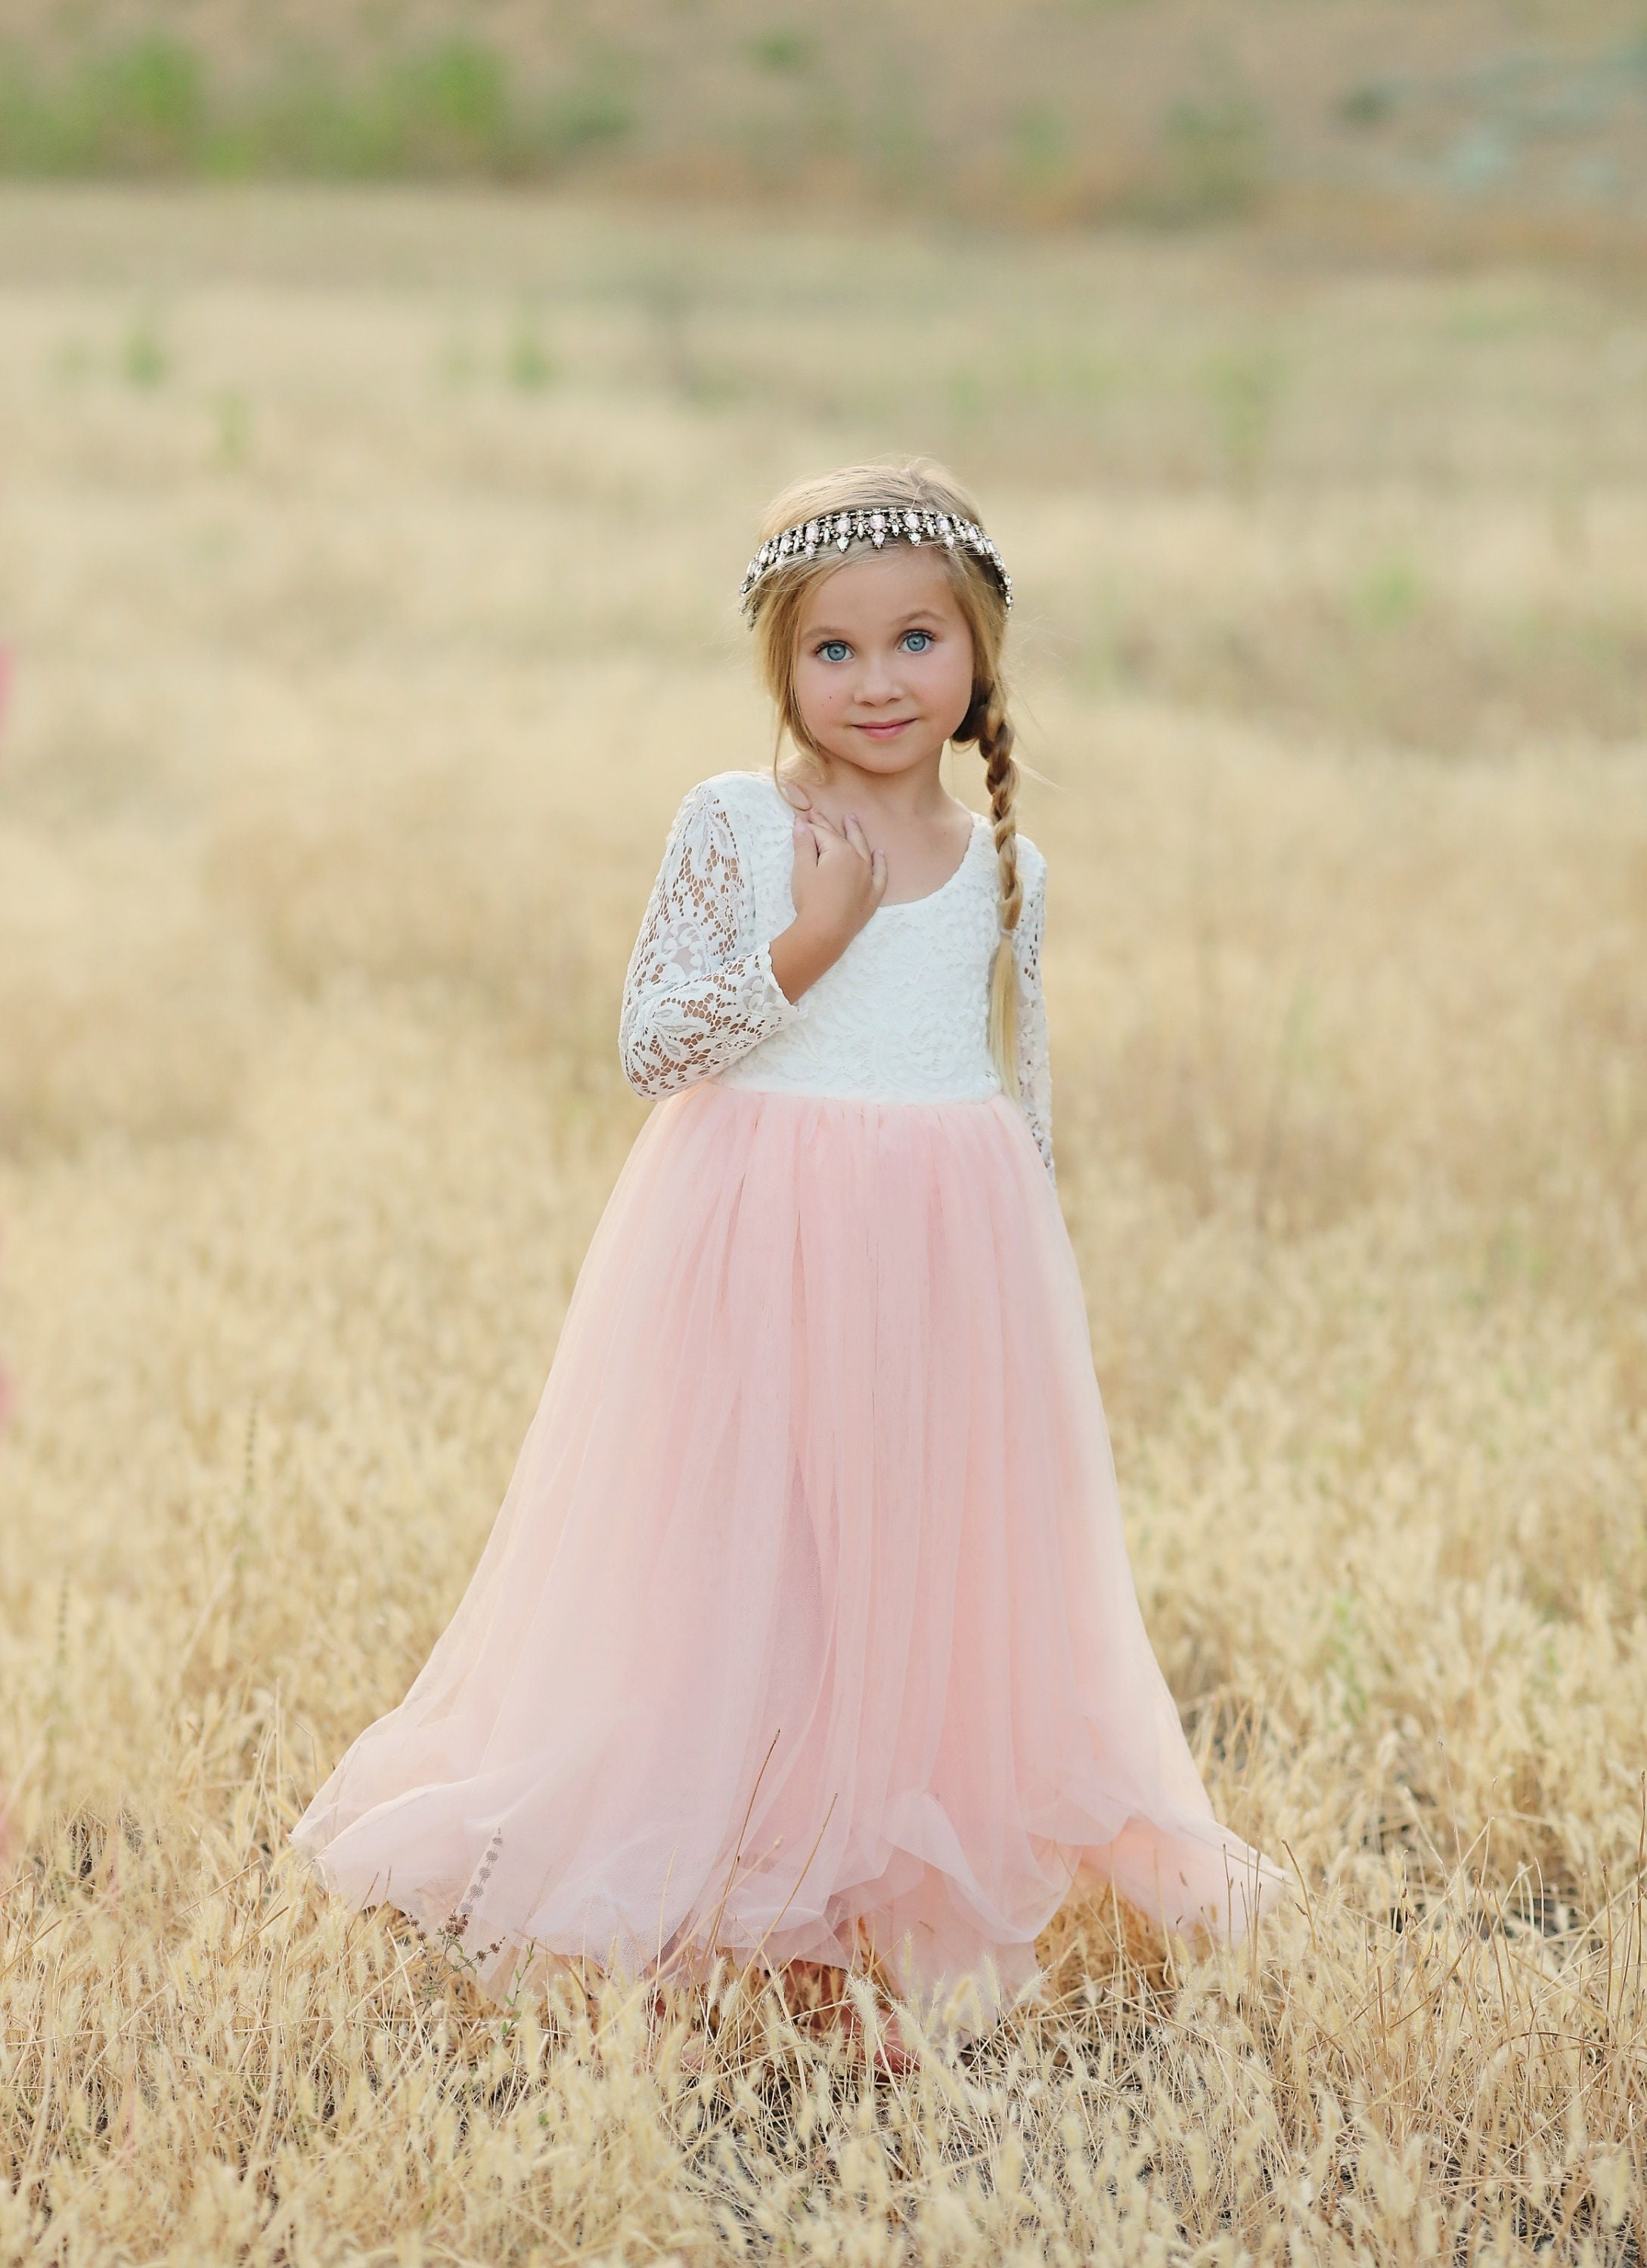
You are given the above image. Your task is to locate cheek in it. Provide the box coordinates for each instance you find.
[792,661,844,725]
[933,646,975,728]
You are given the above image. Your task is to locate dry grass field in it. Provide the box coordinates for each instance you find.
[5,0,1647,248]
[0,187,1645,2262]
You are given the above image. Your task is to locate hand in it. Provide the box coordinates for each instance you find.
[789,805,887,940]
[769,805,887,1003]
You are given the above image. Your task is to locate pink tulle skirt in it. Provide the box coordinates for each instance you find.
[293,1084,1281,2018]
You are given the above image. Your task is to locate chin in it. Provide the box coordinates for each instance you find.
[836,735,938,774]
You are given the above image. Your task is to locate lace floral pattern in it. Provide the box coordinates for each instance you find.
[1013,875,1054,1177]
[619,784,802,1096]
[619,773,1054,1179]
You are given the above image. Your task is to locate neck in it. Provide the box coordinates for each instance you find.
[805,750,954,821]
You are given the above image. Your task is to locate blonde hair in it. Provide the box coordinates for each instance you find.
[744,458,1023,1098]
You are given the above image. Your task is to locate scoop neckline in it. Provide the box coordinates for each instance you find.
[765,779,985,914]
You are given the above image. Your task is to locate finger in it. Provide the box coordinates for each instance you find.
[843,813,873,861]
[792,816,819,866]
[809,806,845,842]
[870,847,889,900]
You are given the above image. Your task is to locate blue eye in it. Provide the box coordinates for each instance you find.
[902,630,934,652]
[817,640,851,663]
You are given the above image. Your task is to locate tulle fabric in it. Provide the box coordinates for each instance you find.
[293,1085,1282,2022]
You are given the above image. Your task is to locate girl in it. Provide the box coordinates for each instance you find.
[293,460,1282,2034]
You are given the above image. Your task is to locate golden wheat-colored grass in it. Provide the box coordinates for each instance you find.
[1,190,1644,2263]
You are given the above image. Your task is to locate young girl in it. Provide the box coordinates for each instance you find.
[293,460,1282,2032]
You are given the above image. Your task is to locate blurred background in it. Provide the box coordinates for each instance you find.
[2,4,1645,2255]
[2,0,1647,246]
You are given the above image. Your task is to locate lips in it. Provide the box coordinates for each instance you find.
[854,718,917,738]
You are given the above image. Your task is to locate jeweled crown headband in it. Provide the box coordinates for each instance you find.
[740,506,1012,618]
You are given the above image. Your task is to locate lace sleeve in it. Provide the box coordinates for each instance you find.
[1014,856,1054,1179]
[619,782,801,1098]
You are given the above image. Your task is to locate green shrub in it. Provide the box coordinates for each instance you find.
[0,33,638,182]
[1155,90,1268,221]
[746,29,815,75]
[0,35,208,174]
[540,60,635,160]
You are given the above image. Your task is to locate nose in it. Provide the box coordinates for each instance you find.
[854,649,903,705]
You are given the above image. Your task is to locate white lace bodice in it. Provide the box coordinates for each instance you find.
[619,772,1053,1174]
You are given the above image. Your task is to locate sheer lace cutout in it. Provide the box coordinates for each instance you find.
[619,782,800,1098]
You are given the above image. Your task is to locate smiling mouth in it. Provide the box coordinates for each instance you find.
[854,718,917,737]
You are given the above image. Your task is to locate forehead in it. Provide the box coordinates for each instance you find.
[795,544,966,634]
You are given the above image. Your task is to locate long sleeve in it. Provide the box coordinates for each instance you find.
[619,782,802,1098]
[1013,858,1054,1179]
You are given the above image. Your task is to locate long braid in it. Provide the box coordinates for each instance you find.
[977,684,1022,1100]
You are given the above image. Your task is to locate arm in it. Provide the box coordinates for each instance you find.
[619,782,800,1098]
[1014,857,1054,1179]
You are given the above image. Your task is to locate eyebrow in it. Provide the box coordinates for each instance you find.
[802,606,949,638]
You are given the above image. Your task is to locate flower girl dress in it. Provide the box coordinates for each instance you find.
[293,771,1280,2015]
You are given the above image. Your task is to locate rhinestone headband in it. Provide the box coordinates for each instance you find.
[740,506,1013,617]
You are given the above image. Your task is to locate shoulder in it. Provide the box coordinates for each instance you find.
[667,773,791,879]
[657,773,790,903]
[702,769,791,827]
[668,770,786,837]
